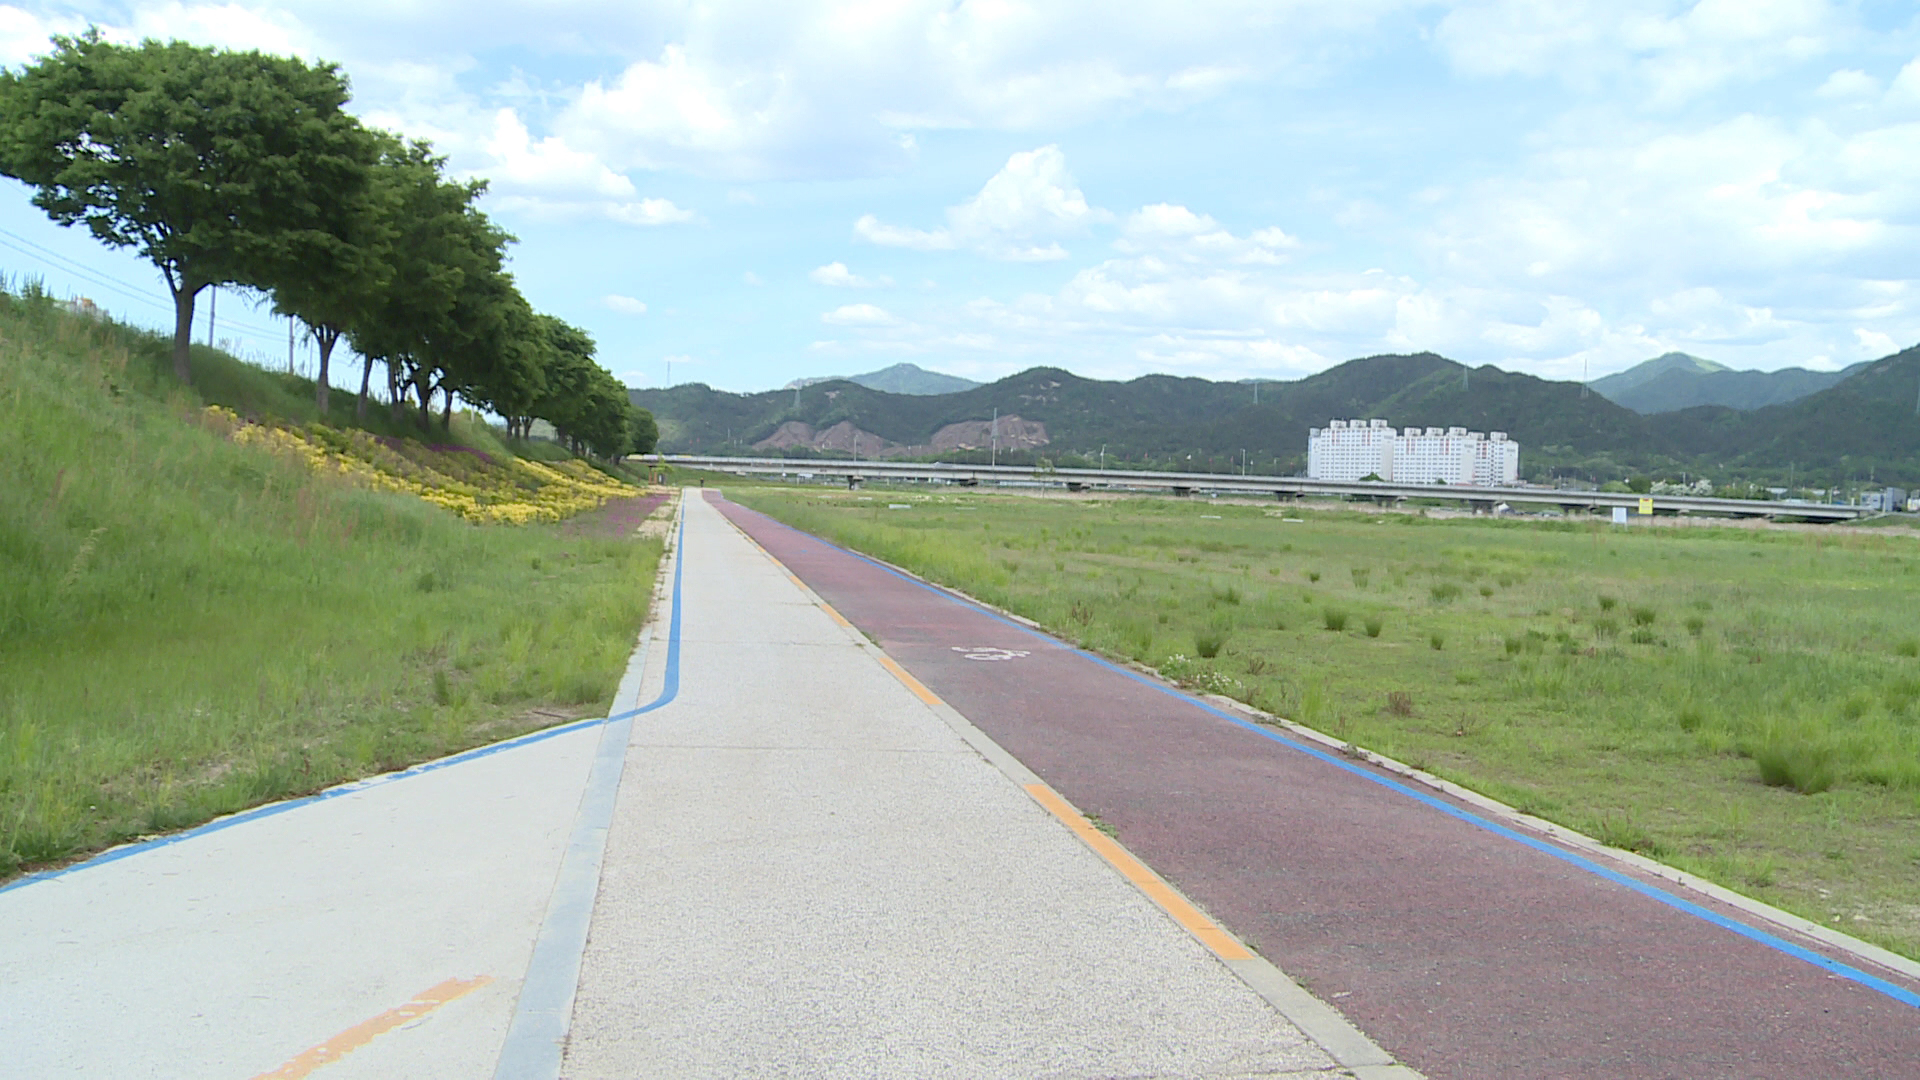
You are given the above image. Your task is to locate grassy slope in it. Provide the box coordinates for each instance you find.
[733,485,1920,960]
[0,289,661,878]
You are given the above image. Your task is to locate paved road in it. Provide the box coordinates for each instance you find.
[712,493,1920,1080]
[1,491,1399,1079]
[560,490,1367,1078]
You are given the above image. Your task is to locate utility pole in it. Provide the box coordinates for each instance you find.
[991,407,998,467]
[1099,444,1106,470]
[1242,448,1249,475]
[207,287,216,348]
[287,317,295,375]
[1253,380,1259,405]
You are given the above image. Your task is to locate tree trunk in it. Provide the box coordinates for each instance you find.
[170,285,198,384]
[357,354,373,422]
[312,326,340,416]
[440,388,453,432]
[387,364,402,423]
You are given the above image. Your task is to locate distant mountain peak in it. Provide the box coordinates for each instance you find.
[783,362,981,396]
[1591,351,1864,414]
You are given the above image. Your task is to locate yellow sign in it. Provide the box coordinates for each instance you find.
[1638,497,1654,515]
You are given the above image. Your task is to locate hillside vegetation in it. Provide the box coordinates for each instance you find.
[0,286,663,879]
[1593,352,1863,414]
[636,345,1920,485]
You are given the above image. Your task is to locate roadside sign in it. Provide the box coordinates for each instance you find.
[1638,497,1654,516]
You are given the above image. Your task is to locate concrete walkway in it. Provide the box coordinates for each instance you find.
[560,492,1366,1078]
[0,489,1398,1079]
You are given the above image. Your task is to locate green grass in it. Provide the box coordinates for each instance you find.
[730,483,1920,959]
[0,284,661,878]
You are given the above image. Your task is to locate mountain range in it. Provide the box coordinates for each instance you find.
[1590,352,1868,413]
[633,346,1920,486]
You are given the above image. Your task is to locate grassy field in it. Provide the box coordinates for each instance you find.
[0,285,662,879]
[731,484,1920,959]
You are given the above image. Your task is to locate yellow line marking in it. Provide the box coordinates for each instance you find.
[875,652,944,706]
[817,600,857,630]
[1025,784,1253,961]
[250,976,492,1079]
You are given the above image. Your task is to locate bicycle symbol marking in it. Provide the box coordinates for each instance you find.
[951,646,1032,662]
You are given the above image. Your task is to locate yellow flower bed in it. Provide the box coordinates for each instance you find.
[205,406,633,524]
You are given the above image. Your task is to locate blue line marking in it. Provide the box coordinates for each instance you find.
[494,511,685,1080]
[1,519,687,898]
[730,504,1920,1011]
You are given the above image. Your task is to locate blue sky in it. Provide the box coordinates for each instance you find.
[2,1,1918,393]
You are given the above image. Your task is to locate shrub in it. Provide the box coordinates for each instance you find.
[1630,606,1657,626]
[1685,615,1705,636]
[1195,629,1227,658]
[1430,582,1461,602]
[1429,631,1445,650]
[1364,616,1383,638]
[1478,584,1494,597]
[1323,608,1349,632]
[1753,730,1836,795]
[1598,595,1617,611]
[1307,570,1321,583]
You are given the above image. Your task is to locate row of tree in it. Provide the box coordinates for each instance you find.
[0,31,655,460]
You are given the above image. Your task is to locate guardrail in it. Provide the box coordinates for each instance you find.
[648,454,1871,522]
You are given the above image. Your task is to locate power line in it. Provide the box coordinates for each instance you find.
[0,224,287,338]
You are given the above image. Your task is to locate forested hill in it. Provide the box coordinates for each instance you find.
[633,347,1920,485]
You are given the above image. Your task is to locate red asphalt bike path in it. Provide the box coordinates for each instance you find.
[709,494,1920,1080]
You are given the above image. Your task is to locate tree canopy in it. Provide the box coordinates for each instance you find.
[0,33,654,467]
[0,32,374,382]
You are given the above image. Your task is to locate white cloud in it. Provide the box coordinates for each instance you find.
[743,271,763,286]
[1816,68,1877,99]
[854,215,955,252]
[810,261,893,287]
[821,303,898,326]
[856,145,1110,260]
[603,294,647,315]
[1435,0,1846,105]
[604,198,696,226]
[480,109,635,199]
[1118,204,1300,264]
[0,6,85,66]
[117,2,316,57]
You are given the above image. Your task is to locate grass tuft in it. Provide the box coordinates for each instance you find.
[1323,608,1349,632]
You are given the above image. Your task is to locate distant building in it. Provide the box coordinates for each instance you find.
[1863,487,1908,513]
[1307,418,1519,485]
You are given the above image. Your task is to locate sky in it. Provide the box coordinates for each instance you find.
[1,1,1918,394]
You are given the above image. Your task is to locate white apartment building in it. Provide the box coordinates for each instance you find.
[1307,419,1519,486]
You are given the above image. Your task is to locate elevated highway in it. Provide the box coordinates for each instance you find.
[655,454,1873,523]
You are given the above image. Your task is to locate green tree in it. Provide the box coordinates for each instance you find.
[271,130,397,415]
[0,32,374,384]
[347,142,508,430]
[627,405,659,456]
